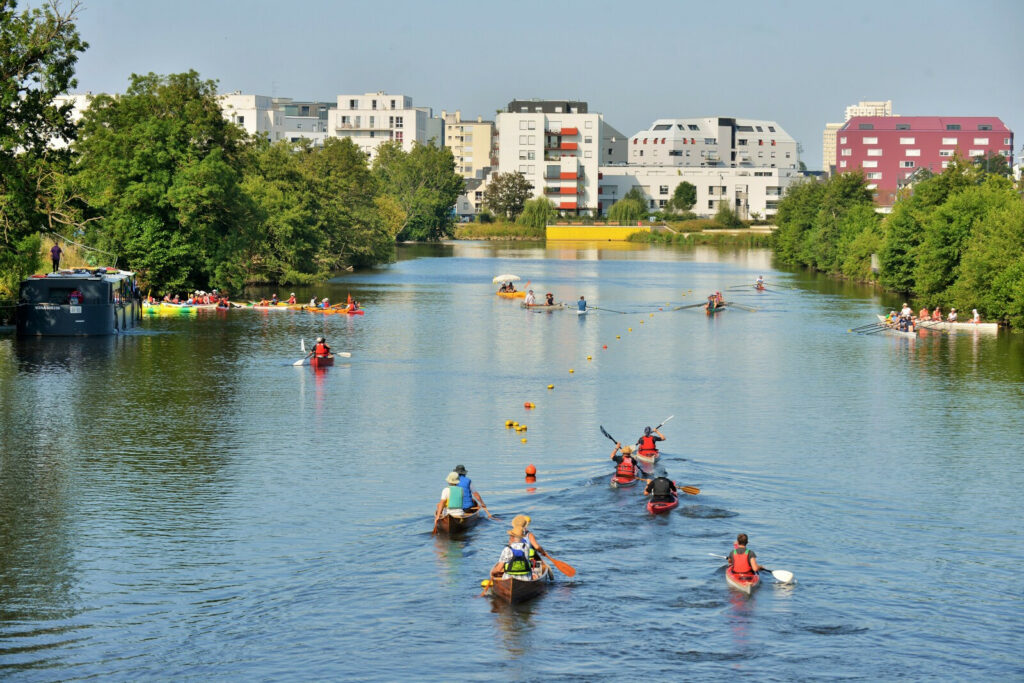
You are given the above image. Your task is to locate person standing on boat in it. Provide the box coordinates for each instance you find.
[611,443,641,482]
[524,290,536,306]
[636,426,665,458]
[50,242,63,272]
[435,472,468,523]
[577,296,587,312]
[453,465,487,515]
[727,533,760,576]
[644,476,677,503]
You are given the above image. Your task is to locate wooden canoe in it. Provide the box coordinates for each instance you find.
[497,290,526,299]
[435,508,483,535]
[490,563,552,604]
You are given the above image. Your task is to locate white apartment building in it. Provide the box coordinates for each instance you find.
[626,117,799,170]
[50,94,95,148]
[496,100,626,214]
[326,92,442,160]
[599,165,800,220]
[275,98,333,146]
[218,92,285,141]
[823,100,896,174]
[442,110,495,179]
[845,100,893,120]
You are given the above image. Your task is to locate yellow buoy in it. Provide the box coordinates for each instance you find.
[505,420,513,427]
[616,335,620,339]
[569,368,574,373]
[650,313,654,317]
[521,437,527,443]
[586,355,592,360]
[628,328,632,332]
[520,425,527,431]
[640,320,644,324]
[481,579,491,587]
[547,384,554,389]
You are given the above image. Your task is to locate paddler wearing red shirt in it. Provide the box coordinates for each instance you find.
[727,533,760,575]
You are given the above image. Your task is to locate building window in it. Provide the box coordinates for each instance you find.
[528,135,535,145]
[866,172,882,180]
[866,183,877,190]
[584,136,592,143]
[584,150,592,158]
[973,138,989,145]
[905,149,920,157]
[858,123,874,130]
[758,139,764,146]
[896,123,911,130]
[901,161,915,168]
[839,161,847,168]
[841,148,852,156]
[520,121,528,130]
[866,149,882,156]
[942,137,957,145]
[708,200,714,209]
[899,137,915,144]
[395,117,403,128]
[669,150,682,156]
[939,150,953,157]
[528,121,536,130]
[394,131,402,142]
[519,164,529,173]
[349,99,357,109]
[659,200,667,208]
[768,126,776,132]
[942,161,950,168]
[585,120,593,128]
[704,138,716,145]
[839,137,847,144]
[946,124,961,131]
[968,149,984,157]
[659,185,669,195]
[236,115,244,124]
[519,150,528,160]
[978,124,992,131]
[528,151,535,160]
[737,138,747,146]
[1004,137,1012,145]
[549,120,561,130]
[862,160,878,168]
[519,135,527,144]
[864,137,878,144]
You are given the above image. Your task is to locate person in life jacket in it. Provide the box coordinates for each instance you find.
[510,514,546,569]
[931,306,942,321]
[270,293,279,305]
[490,526,535,580]
[610,443,640,481]
[545,293,555,305]
[636,425,665,457]
[727,533,761,576]
[643,476,677,503]
[453,465,487,514]
[755,275,765,288]
[577,295,587,312]
[287,293,296,304]
[434,472,469,523]
[306,337,331,360]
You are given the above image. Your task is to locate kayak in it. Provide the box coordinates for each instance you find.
[435,508,483,535]
[309,355,334,368]
[521,303,564,311]
[610,474,640,488]
[489,563,552,604]
[635,451,659,465]
[497,290,526,299]
[577,309,587,315]
[646,493,679,514]
[341,307,365,315]
[725,567,761,595]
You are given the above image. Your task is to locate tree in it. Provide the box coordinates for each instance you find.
[772,178,825,266]
[483,171,532,220]
[372,141,462,241]
[607,196,645,224]
[74,71,248,293]
[516,197,555,230]
[713,203,744,229]
[972,152,1011,179]
[668,181,696,213]
[0,0,87,294]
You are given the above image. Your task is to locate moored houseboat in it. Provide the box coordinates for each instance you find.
[16,268,141,336]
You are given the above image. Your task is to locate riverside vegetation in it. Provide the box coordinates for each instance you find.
[772,159,1024,328]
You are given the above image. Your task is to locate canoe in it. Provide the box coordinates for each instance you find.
[490,563,552,604]
[521,303,564,311]
[726,567,761,595]
[497,290,526,299]
[646,493,679,515]
[610,474,640,488]
[309,355,334,368]
[435,508,483,535]
[876,314,997,333]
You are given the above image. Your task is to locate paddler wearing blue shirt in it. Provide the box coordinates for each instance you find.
[453,464,487,514]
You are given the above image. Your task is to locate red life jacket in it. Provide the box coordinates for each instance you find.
[730,546,753,573]
[616,456,637,479]
[638,435,658,454]
[314,342,329,357]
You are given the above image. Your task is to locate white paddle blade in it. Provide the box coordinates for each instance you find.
[293,358,307,366]
[771,569,795,584]
[336,351,352,358]
[301,338,305,352]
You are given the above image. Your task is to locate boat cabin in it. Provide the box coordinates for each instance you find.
[16,268,140,336]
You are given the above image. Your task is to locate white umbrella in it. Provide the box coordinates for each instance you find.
[492,274,521,284]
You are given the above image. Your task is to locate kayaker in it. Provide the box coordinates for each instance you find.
[320,297,330,309]
[287,292,296,304]
[636,425,665,457]
[885,310,897,324]
[947,308,958,322]
[545,293,555,305]
[756,275,764,287]
[270,293,279,305]
[644,476,677,503]
[727,533,760,576]
[490,524,536,580]
[577,296,587,312]
[453,465,487,515]
[611,443,641,482]
[434,472,468,523]
[307,336,331,359]
[524,290,536,306]
[309,297,318,308]
[931,306,942,321]
[510,514,546,570]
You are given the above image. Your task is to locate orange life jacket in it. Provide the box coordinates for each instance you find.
[730,546,753,573]
[638,435,658,454]
[616,456,637,479]
[314,342,329,357]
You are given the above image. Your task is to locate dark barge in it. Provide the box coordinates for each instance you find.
[16,268,141,336]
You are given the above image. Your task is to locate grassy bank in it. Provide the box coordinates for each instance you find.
[628,230,773,248]
[39,236,93,271]
[453,222,544,240]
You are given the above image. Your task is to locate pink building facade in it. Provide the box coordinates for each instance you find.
[835,116,1013,205]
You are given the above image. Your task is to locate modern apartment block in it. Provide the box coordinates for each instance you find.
[442,110,496,179]
[836,116,1014,205]
[326,92,442,160]
[276,99,333,146]
[496,99,626,214]
[823,100,895,174]
[627,117,799,170]
[218,93,285,141]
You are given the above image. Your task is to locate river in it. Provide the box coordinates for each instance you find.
[1,242,1021,681]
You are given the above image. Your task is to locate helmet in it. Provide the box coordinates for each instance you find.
[644,426,652,435]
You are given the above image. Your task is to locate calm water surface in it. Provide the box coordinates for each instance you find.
[1,242,1022,681]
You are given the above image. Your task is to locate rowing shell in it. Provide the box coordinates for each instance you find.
[521,303,565,311]
[877,314,998,333]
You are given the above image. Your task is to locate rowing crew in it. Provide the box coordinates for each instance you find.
[889,304,979,327]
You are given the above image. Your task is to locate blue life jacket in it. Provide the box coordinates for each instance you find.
[458,474,474,511]
[504,541,532,576]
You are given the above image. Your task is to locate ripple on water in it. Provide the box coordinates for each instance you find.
[680,505,738,519]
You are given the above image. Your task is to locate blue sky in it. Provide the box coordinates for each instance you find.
[70,0,1023,170]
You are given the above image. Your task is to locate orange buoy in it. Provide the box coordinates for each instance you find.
[602,345,607,349]
[524,401,535,409]
[525,464,537,475]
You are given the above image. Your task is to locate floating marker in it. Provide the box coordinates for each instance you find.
[547,384,554,389]
[569,368,574,373]
[505,420,514,427]
[525,464,537,476]
[650,313,654,317]
[524,402,535,409]
[521,437,527,443]
[602,345,607,349]
[616,335,620,339]
[628,328,632,332]
[586,355,592,360]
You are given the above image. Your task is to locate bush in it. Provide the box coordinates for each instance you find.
[476,210,493,224]
[713,204,746,229]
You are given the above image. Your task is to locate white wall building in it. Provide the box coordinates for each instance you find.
[442,110,496,179]
[626,117,799,170]
[326,91,442,160]
[496,100,626,214]
[275,98,333,146]
[218,92,285,141]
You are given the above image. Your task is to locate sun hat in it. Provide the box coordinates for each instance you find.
[454,465,467,475]
[622,445,633,454]
[316,337,324,342]
[446,472,460,485]
[512,514,531,528]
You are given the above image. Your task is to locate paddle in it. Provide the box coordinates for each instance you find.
[672,302,708,310]
[589,306,627,314]
[599,425,618,444]
[707,553,794,583]
[538,549,575,577]
[654,415,673,430]
[726,301,759,312]
[479,579,493,597]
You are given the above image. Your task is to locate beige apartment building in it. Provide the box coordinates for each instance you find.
[442,110,495,179]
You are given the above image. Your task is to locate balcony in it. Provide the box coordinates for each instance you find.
[546,127,579,136]
[558,200,578,210]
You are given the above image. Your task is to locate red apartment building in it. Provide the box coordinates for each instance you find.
[835,116,1013,205]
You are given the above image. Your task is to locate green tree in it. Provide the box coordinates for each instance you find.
[804,172,874,272]
[516,196,556,229]
[372,141,462,241]
[0,0,86,294]
[74,71,248,293]
[607,187,647,223]
[668,181,696,213]
[949,200,1024,326]
[772,178,825,266]
[483,171,533,220]
[972,152,1011,178]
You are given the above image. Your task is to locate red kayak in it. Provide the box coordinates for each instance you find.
[646,493,679,514]
[610,474,640,488]
[310,355,334,368]
[725,567,761,595]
